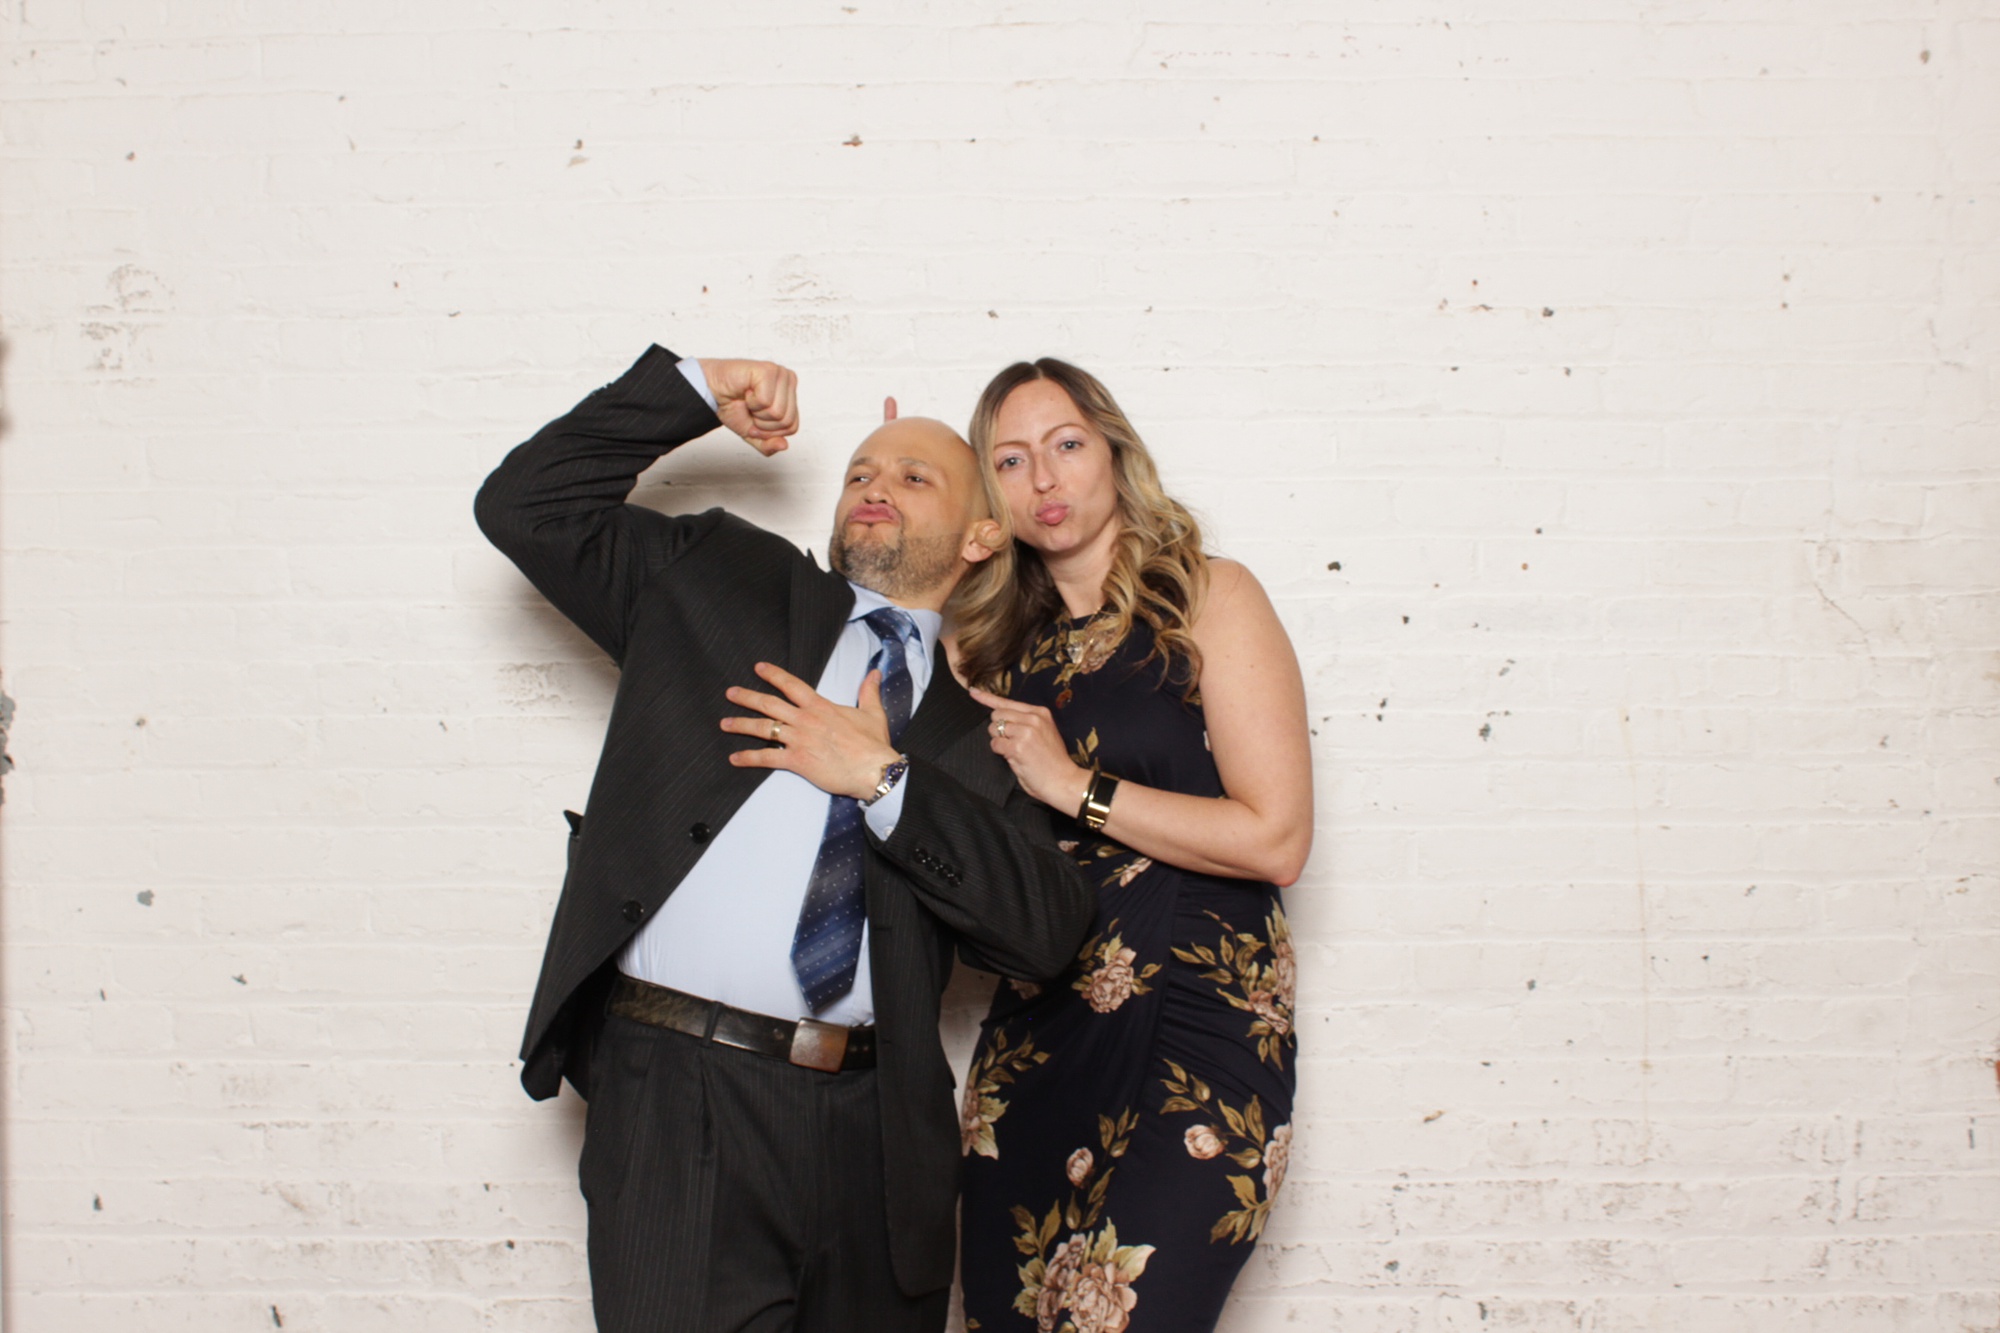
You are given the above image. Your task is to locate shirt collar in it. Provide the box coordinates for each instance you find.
[845,580,942,657]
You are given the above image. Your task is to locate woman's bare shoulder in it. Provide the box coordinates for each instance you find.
[1196,557,1277,632]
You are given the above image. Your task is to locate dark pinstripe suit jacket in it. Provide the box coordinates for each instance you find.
[474,345,1094,1296]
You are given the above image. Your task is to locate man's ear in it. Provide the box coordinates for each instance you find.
[960,518,1006,564]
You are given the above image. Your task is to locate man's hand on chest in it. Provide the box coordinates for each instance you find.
[721,661,903,801]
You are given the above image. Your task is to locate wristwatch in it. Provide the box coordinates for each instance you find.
[860,755,910,808]
[1077,771,1120,832]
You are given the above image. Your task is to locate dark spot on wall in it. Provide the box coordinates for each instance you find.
[844,134,863,147]
[271,1306,284,1328]
[0,684,13,802]
[1526,979,1536,990]
[136,890,154,906]
[232,974,247,986]
[1327,560,1341,571]
[1542,307,1554,317]
[93,1194,102,1211]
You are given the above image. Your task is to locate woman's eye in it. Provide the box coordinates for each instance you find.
[996,456,1022,470]
[1058,438,1084,451]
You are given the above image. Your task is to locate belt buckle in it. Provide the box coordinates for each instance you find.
[789,1017,849,1073]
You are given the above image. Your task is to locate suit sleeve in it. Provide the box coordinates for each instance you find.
[473,344,725,663]
[872,757,1095,982]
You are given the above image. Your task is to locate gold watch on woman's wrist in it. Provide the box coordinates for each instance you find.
[1077,771,1120,832]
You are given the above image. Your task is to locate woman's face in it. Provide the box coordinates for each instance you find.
[989,378,1120,563]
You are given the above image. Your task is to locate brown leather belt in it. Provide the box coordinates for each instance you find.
[608,974,876,1074]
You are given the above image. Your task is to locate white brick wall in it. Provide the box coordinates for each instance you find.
[3,2,1996,1329]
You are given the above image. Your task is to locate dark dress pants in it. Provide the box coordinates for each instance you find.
[581,1012,949,1333]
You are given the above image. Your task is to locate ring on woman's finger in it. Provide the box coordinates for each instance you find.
[996,720,1009,739]
[770,720,784,742]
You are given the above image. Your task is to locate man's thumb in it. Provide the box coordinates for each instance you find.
[859,669,884,711]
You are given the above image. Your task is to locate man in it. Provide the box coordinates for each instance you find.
[475,344,1094,1332]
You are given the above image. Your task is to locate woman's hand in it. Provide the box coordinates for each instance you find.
[968,686,1092,816]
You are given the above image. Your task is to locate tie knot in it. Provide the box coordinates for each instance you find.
[862,606,917,649]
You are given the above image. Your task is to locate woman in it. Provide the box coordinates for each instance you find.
[948,359,1314,1333]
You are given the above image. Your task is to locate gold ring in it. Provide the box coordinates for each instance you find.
[770,720,784,742]
[997,720,1009,739]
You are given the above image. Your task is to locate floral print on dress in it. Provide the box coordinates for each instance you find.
[1014,614,1127,710]
[1072,922,1161,1015]
[1061,835,1153,892]
[1013,1220,1154,1333]
[959,613,1296,1329]
[1008,1109,1151,1333]
[962,1029,1052,1158]
[1159,1060,1291,1244]
[1170,905,1297,1071]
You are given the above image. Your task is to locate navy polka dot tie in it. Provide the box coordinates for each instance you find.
[790,607,917,1013]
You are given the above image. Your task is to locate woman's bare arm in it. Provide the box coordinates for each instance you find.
[972,559,1314,886]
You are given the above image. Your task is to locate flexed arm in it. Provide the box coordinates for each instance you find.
[473,347,798,661]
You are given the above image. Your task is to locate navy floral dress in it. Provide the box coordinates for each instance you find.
[958,614,1298,1333]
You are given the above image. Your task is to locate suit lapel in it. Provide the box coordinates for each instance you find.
[789,552,856,682]
[899,659,983,761]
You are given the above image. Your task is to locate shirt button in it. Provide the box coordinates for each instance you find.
[620,900,645,923]
[689,822,711,844]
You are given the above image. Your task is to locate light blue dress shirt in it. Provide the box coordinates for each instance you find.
[616,361,940,1025]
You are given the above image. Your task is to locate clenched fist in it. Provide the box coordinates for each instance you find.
[698,358,799,455]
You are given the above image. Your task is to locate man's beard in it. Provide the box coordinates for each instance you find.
[829,525,962,600]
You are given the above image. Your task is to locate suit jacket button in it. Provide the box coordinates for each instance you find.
[620,900,645,923]
[689,822,711,844]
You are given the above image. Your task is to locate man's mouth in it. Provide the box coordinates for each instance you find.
[847,503,900,525]
[1035,502,1070,526]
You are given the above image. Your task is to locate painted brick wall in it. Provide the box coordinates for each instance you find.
[3,2,1996,1329]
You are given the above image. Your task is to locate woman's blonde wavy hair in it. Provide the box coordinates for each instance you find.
[948,358,1208,694]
